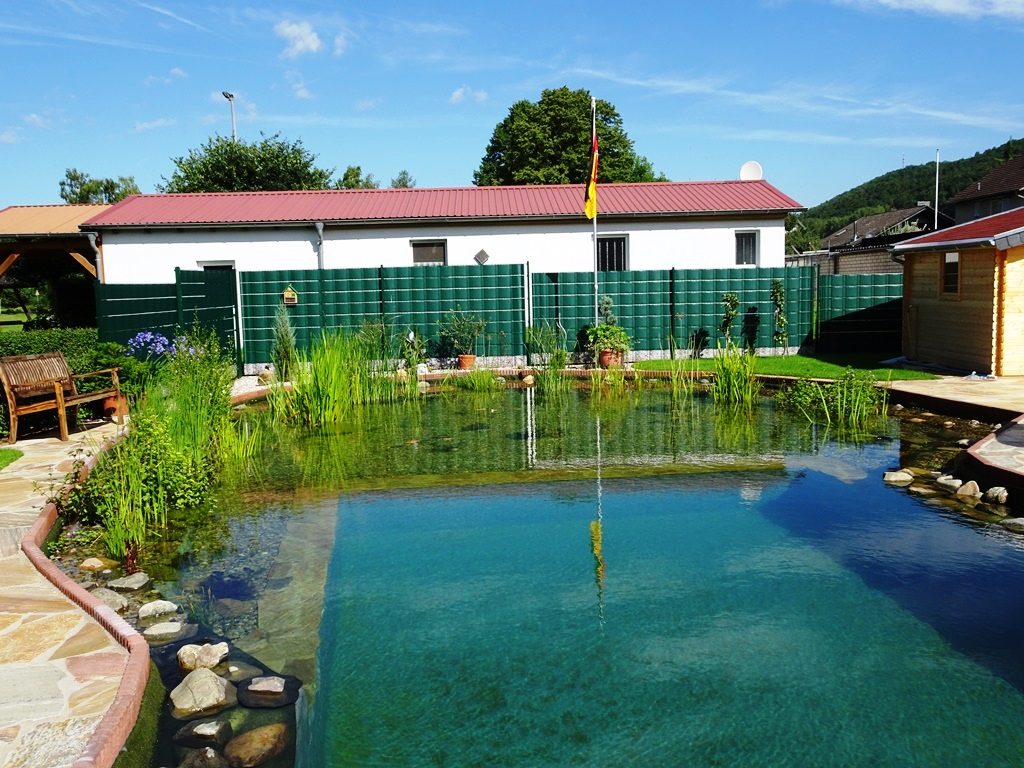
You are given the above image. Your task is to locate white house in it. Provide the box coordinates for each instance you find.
[82,180,802,283]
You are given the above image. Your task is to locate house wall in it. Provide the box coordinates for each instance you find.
[97,217,787,284]
[997,245,1024,375]
[833,249,903,275]
[903,248,996,373]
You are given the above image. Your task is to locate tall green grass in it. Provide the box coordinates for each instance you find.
[711,342,761,408]
[527,323,572,396]
[445,368,504,392]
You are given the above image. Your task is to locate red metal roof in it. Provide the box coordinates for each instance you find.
[894,207,1024,249]
[82,180,802,229]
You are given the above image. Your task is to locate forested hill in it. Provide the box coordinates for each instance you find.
[789,138,1024,252]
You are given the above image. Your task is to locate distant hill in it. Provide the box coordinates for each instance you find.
[788,138,1024,252]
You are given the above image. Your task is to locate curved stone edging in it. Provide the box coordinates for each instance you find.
[18,440,150,768]
[964,412,1024,499]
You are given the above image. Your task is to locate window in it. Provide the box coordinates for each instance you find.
[411,240,446,265]
[597,236,627,272]
[942,252,960,294]
[735,232,758,266]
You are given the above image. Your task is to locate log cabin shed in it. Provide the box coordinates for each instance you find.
[893,207,1024,375]
[81,180,802,284]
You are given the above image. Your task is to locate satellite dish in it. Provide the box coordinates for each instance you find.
[739,160,763,181]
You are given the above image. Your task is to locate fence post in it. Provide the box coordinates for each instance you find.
[174,266,183,328]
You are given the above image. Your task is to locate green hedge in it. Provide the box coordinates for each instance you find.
[0,328,100,373]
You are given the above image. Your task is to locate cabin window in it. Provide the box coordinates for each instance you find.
[735,232,758,266]
[942,252,960,295]
[411,240,447,266]
[597,236,627,272]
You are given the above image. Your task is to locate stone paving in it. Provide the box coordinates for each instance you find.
[0,420,129,768]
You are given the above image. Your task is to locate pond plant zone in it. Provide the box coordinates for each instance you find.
[48,324,1024,767]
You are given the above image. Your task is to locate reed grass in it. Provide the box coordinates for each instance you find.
[777,368,887,431]
[445,368,504,392]
[527,323,572,396]
[711,342,761,408]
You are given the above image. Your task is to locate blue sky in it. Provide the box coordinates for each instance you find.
[1,0,1022,210]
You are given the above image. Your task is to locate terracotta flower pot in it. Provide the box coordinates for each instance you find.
[597,349,623,369]
[457,354,477,370]
[102,394,128,418]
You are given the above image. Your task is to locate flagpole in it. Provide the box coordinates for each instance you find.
[592,97,599,325]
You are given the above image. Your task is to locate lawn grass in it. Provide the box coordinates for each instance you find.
[0,310,26,333]
[634,353,939,381]
[0,448,22,471]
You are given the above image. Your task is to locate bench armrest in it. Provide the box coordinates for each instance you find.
[70,367,121,380]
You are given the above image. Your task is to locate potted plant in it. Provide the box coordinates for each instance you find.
[587,323,630,368]
[438,308,488,369]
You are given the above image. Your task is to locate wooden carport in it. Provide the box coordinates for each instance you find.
[0,204,109,281]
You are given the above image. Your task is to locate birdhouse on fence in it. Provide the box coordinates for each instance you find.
[282,285,298,305]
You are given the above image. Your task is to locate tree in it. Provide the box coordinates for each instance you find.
[336,165,379,190]
[59,168,139,204]
[159,134,334,193]
[390,169,416,188]
[473,86,665,186]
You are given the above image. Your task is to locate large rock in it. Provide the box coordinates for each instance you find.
[883,470,913,486]
[985,486,1010,505]
[224,723,288,768]
[138,599,179,620]
[237,675,301,709]
[179,642,231,672]
[935,475,963,493]
[89,587,128,613]
[180,746,229,768]
[956,480,982,498]
[170,668,238,720]
[79,556,117,572]
[106,571,151,591]
[173,718,234,749]
[143,620,197,646]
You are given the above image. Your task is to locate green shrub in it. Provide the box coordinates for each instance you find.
[271,303,298,381]
[777,368,887,431]
[0,327,99,372]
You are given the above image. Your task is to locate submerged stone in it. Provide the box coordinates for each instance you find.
[107,571,151,591]
[237,675,301,708]
[224,723,288,768]
[174,718,234,749]
[89,587,128,612]
[883,470,913,486]
[138,599,179,619]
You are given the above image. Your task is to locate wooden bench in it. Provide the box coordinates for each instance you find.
[0,352,122,444]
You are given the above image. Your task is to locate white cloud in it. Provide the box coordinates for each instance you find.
[135,117,176,132]
[134,1,210,31]
[145,66,188,86]
[275,19,322,58]
[169,66,186,78]
[834,0,1024,19]
[286,71,313,100]
[333,32,347,55]
[23,113,49,128]
[449,85,488,105]
[0,128,20,143]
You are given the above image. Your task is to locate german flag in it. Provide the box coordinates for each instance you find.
[584,117,598,220]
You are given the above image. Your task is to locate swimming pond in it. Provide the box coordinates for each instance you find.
[164,390,1024,766]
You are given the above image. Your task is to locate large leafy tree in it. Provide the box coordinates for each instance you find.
[159,134,334,192]
[59,168,140,203]
[474,86,665,186]
[336,165,380,190]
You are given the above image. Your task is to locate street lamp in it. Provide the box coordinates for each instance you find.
[222,91,237,141]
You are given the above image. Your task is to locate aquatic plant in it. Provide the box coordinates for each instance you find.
[777,368,887,431]
[446,368,504,392]
[526,323,571,395]
[711,342,761,408]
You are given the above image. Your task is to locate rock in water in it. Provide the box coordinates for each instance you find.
[173,718,234,749]
[106,571,151,591]
[178,642,231,672]
[935,475,963,493]
[180,746,229,768]
[883,470,913,486]
[955,480,982,497]
[1001,518,1024,533]
[237,675,301,708]
[985,487,1010,505]
[224,723,288,767]
[89,587,128,612]
[170,668,238,720]
[138,599,179,619]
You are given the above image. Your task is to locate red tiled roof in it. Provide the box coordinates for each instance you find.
[83,180,802,228]
[894,207,1024,250]
[949,156,1024,204]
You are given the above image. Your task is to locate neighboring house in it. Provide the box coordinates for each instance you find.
[893,207,1024,375]
[81,181,802,284]
[786,205,951,274]
[948,155,1024,224]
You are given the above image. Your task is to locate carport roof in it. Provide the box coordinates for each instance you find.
[0,204,110,236]
[82,180,803,229]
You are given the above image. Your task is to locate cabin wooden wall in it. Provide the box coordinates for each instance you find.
[903,248,996,374]
[997,246,1024,375]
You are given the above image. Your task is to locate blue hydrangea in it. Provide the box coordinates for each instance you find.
[126,331,175,358]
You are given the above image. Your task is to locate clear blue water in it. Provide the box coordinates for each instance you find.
[304,438,1024,767]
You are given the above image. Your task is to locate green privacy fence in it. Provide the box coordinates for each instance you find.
[96,270,239,353]
[817,273,903,354]
[239,264,526,363]
[532,267,816,352]
[97,265,902,363]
